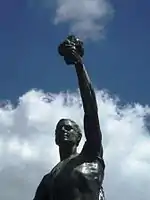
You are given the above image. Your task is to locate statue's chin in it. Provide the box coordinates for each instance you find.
[60,140,75,147]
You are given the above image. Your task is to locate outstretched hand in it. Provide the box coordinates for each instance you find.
[58,35,84,65]
[64,48,83,65]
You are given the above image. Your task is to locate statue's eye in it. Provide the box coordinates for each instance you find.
[64,125,72,131]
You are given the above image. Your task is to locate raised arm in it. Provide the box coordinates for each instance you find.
[75,62,103,157]
[58,35,103,157]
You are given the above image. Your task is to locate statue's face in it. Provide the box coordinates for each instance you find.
[55,119,79,147]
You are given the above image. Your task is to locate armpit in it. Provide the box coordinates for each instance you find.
[81,141,104,160]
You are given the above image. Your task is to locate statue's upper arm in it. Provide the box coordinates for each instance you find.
[83,113,103,157]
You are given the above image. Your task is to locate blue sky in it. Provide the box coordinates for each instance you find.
[1,2,150,200]
[0,0,150,104]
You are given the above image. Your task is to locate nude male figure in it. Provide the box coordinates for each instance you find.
[33,35,105,200]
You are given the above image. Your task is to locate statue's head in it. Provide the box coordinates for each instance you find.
[55,118,82,148]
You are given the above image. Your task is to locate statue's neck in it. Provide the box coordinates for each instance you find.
[59,145,77,161]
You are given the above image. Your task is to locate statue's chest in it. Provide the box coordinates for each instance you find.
[51,156,100,190]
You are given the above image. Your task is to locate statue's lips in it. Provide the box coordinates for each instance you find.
[63,135,69,140]
[60,132,70,140]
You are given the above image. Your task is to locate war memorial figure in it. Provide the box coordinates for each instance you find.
[33,35,105,200]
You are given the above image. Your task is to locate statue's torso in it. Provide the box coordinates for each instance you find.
[45,153,105,200]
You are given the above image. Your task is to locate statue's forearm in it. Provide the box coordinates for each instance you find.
[75,62,98,115]
[75,62,103,150]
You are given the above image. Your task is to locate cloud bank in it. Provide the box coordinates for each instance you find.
[0,89,150,200]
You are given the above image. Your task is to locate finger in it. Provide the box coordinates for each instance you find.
[71,51,82,62]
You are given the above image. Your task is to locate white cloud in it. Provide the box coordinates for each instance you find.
[54,0,113,40]
[0,89,150,200]
[28,0,113,40]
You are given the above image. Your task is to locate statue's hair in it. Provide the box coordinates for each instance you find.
[56,118,82,146]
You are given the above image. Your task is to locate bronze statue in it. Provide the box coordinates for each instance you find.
[33,35,105,200]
